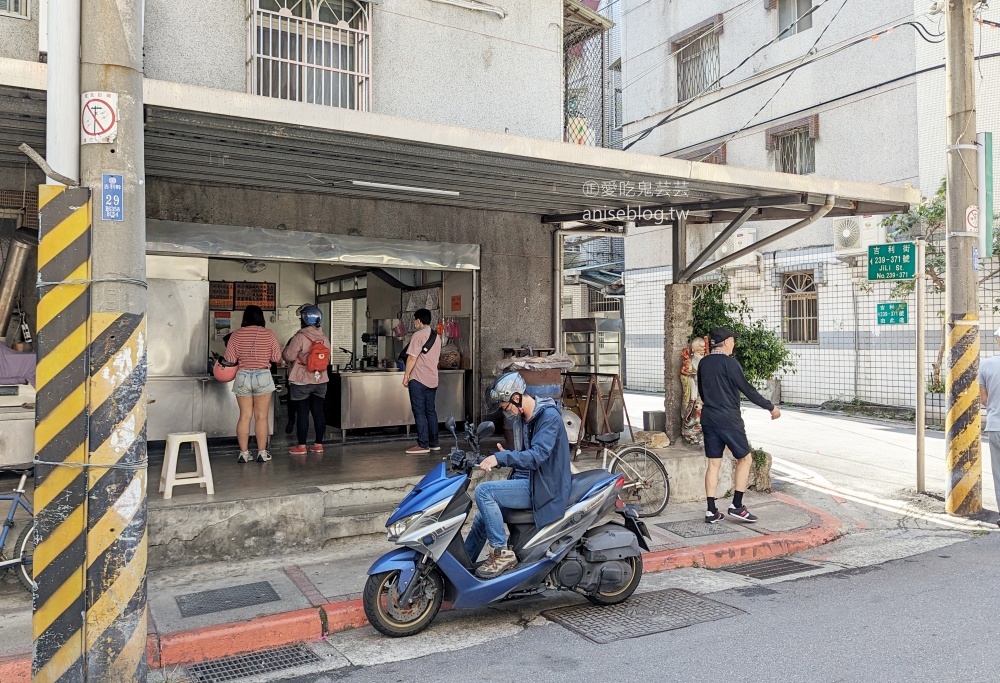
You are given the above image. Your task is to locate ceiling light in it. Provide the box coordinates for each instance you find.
[350,180,460,197]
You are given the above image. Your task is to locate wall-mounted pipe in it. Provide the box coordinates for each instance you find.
[0,231,37,340]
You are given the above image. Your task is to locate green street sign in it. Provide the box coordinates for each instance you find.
[868,242,916,281]
[877,302,908,325]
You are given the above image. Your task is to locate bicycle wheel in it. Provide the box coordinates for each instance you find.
[14,522,34,592]
[610,446,669,517]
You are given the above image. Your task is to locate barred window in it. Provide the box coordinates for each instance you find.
[0,0,28,18]
[250,0,371,111]
[776,129,815,175]
[676,30,720,102]
[782,271,818,344]
[778,0,813,39]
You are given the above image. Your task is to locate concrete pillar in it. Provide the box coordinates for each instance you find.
[663,283,694,443]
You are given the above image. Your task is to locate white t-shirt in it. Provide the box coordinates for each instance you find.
[978,353,1000,432]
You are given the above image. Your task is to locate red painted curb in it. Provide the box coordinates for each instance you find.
[644,492,844,572]
[0,653,29,683]
[3,494,843,673]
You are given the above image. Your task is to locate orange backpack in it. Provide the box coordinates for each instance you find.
[305,339,330,373]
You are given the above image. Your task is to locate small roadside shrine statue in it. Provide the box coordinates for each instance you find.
[680,336,708,445]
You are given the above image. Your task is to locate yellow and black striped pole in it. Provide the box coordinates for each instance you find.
[945,314,982,515]
[32,189,150,683]
[32,184,93,682]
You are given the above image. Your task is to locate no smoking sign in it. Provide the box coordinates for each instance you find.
[81,91,118,144]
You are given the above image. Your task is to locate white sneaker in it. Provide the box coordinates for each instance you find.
[237,450,253,463]
[257,450,272,462]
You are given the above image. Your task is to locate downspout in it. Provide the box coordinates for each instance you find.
[552,227,624,352]
[0,231,36,340]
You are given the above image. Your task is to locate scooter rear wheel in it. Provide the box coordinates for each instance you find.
[585,555,642,606]
[364,569,443,637]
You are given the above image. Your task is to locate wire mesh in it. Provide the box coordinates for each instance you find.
[565,28,606,147]
[623,247,1000,426]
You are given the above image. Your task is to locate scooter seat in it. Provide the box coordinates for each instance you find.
[568,469,614,505]
[504,509,535,525]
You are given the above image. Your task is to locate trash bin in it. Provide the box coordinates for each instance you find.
[643,410,666,432]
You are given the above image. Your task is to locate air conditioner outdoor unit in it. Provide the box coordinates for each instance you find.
[833,215,884,255]
[714,228,758,268]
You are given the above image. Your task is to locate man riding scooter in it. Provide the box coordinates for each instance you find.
[465,372,572,579]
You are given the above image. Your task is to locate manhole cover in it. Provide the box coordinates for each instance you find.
[722,558,818,580]
[542,588,744,644]
[176,581,281,618]
[656,520,740,538]
[187,644,320,683]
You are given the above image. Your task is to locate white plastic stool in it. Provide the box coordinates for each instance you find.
[159,431,214,499]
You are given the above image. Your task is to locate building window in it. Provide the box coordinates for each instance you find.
[782,271,818,344]
[676,30,720,102]
[778,0,813,39]
[250,0,371,111]
[775,129,815,174]
[0,0,28,18]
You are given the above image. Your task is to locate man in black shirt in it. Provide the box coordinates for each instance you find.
[696,327,781,524]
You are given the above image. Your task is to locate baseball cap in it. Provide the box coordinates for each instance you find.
[709,327,736,347]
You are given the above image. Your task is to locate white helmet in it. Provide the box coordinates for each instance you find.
[487,372,526,410]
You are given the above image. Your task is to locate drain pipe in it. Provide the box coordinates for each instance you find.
[0,230,37,341]
[552,227,624,352]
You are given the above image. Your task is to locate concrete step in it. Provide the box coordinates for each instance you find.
[322,503,396,541]
[316,476,420,508]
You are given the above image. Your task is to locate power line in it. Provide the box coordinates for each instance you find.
[656,49,1000,164]
[624,16,944,157]
[693,0,853,164]
[622,0,834,151]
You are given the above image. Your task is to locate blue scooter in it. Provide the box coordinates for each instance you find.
[363,417,652,637]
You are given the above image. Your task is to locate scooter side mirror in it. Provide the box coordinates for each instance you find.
[476,422,495,439]
[446,415,457,434]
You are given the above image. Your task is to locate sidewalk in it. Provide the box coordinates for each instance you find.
[0,489,842,682]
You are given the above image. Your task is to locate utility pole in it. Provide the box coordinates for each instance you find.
[944,0,982,517]
[32,1,149,681]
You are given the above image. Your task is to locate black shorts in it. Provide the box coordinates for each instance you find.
[702,424,751,459]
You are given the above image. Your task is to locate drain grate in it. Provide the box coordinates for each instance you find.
[722,557,818,580]
[656,520,740,538]
[542,588,744,644]
[187,644,320,683]
[176,581,281,618]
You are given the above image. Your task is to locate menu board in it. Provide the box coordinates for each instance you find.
[234,282,276,311]
[209,281,234,311]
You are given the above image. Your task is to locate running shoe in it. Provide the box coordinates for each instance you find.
[705,510,725,524]
[727,505,758,523]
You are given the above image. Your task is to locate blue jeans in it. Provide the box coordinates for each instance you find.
[465,478,532,561]
[408,380,439,448]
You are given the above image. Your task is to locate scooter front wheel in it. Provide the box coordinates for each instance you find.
[363,569,443,637]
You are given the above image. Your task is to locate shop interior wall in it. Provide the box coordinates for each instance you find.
[206,259,317,356]
[145,180,554,401]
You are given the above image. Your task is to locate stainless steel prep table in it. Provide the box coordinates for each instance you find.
[326,369,467,439]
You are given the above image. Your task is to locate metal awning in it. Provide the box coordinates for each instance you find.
[564,0,613,49]
[0,60,920,230]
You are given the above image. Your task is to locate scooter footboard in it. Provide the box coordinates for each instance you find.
[368,547,423,595]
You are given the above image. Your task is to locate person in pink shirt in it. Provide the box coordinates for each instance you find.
[402,309,441,454]
[223,305,283,463]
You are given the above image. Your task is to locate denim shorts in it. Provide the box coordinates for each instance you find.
[233,369,275,397]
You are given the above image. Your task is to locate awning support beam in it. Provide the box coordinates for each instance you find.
[688,195,837,281]
[676,206,756,283]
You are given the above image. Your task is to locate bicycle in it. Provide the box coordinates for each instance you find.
[593,434,670,518]
[0,465,35,592]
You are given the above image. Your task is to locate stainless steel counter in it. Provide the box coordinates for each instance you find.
[147,376,275,441]
[327,369,467,437]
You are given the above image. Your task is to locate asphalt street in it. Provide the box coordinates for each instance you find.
[280,531,1000,683]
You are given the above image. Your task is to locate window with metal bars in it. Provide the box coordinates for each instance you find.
[778,0,813,39]
[0,0,28,18]
[676,30,720,102]
[781,271,818,344]
[776,129,815,174]
[250,0,371,111]
[588,286,621,313]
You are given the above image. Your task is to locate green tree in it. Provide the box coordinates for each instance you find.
[691,279,795,385]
